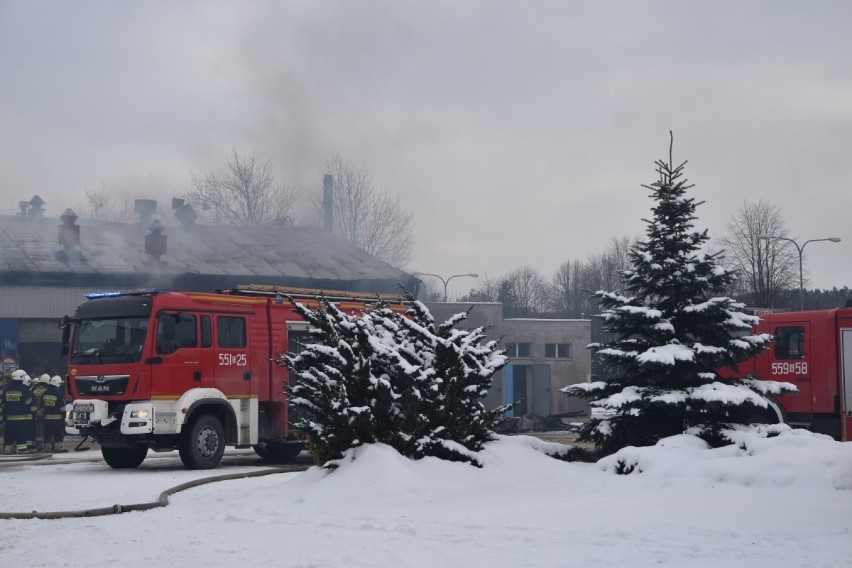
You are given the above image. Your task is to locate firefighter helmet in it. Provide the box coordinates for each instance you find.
[22,374,32,386]
[49,375,63,388]
[10,369,26,380]
[38,373,51,383]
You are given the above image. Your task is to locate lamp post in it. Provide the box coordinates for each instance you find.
[417,272,479,302]
[757,235,841,311]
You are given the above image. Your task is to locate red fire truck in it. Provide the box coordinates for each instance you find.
[61,285,406,470]
[732,307,852,441]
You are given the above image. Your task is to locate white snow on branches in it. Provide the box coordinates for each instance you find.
[618,305,663,319]
[690,381,769,406]
[637,343,695,365]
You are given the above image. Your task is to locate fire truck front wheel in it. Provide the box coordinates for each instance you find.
[179,413,225,470]
[101,446,148,469]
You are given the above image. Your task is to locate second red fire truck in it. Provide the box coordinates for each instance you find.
[731,306,852,441]
[62,285,406,470]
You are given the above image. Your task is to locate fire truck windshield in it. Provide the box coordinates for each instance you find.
[71,317,149,364]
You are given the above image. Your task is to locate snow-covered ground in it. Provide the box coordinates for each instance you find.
[2,428,852,568]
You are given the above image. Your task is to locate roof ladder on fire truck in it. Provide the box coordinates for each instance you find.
[221,283,409,305]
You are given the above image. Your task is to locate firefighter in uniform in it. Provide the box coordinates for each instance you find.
[32,373,51,452]
[21,374,37,452]
[3,370,36,454]
[42,376,67,453]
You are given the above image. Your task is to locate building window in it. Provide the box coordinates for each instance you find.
[505,342,532,358]
[545,343,571,359]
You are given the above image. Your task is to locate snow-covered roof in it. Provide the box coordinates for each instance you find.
[0,215,415,293]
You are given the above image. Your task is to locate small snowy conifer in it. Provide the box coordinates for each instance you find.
[280,294,507,466]
[562,134,795,457]
[281,298,397,464]
[397,298,508,463]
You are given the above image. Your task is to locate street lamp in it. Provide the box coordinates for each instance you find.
[757,235,841,311]
[417,272,479,302]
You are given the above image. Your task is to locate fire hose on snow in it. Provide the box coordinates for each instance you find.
[0,464,307,520]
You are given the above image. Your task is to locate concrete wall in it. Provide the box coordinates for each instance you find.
[424,302,592,417]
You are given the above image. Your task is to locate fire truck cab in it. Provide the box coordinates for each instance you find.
[736,307,852,441]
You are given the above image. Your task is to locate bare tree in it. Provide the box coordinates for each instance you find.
[721,200,797,308]
[73,185,132,223]
[499,266,549,317]
[585,236,634,294]
[458,274,502,303]
[549,236,635,318]
[607,235,634,279]
[416,280,444,302]
[549,260,577,316]
[185,149,295,226]
[321,153,415,268]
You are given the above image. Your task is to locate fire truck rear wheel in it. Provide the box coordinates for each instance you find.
[101,446,148,469]
[180,413,225,470]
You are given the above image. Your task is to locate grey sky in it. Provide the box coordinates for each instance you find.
[2,1,851,298]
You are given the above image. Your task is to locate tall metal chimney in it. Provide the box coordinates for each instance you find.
[323,174,333,232]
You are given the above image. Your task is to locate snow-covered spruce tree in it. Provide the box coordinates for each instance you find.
[562,135,796,458]
[280,298,405,465]
[395,297,508,463]
[358,300,436,460]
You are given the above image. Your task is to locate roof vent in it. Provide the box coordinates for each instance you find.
[135,199,157,226]
[173,198,197,228]
[145,220,167,263]
[28,195,45,220]
[56,208,83,263]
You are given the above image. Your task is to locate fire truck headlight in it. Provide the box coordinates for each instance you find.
[130,409,149,419]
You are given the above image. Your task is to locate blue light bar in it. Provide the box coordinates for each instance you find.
[85,291,124,299]
[84,289,162,300]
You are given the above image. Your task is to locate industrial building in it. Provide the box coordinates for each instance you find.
[424,302,592,418]
[0,195,417,376]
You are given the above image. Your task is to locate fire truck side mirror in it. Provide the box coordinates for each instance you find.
[59,316,72,358]
[60,326,71,358]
